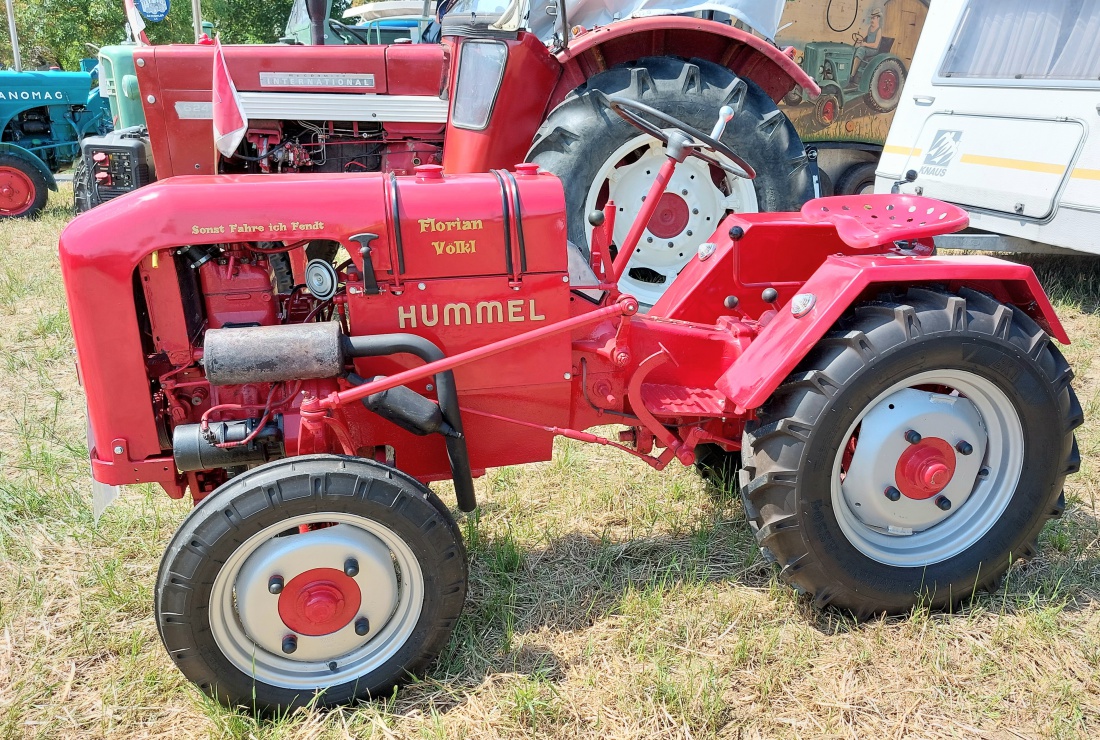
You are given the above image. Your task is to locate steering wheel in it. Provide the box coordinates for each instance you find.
[601,94,756,179]
[328,19,372,45]
[852,32,864,44]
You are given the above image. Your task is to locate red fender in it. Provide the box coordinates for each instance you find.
[717,254,1070,413]
[552,17,820,109]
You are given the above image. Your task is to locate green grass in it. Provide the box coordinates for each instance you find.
[0,188,1098,738]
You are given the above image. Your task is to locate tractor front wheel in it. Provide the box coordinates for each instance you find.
[155,455,467,711]
[0,154,48,219]
[527,56,812,307]
[741,287,1081,617]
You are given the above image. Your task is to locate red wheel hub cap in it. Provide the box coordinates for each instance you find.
[822,100,837,123]
[0,166,35,216]
[895,437,957,500]
[878,71,899,99]
[647,192,690,239]
[278,567,362,636]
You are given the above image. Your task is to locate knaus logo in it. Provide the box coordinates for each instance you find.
[921,130,963,177]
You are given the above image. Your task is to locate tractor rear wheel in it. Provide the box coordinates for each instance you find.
[73,155,95,213]
[155,455,467,711]
[527,56,812,307]
[865,57,906,113]
[0,154,48,219]
[741,287,1081,618]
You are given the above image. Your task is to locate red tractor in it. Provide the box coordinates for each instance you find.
[77,0,818,305]
[60,97,1081,712]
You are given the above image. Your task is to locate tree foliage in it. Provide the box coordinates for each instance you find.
[2,0,300,71]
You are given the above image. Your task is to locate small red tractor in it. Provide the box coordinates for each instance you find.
[60,97,1081,711]
[76,0,819,305]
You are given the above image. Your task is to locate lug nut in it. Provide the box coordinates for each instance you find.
[344,558,359,577]
[904,429,922,444]
[935,496,952,511]
[355,617,370,636]
[884,486,901,502]
[956,440,973,455]
[268,575,284,594]
[282,635,297,654]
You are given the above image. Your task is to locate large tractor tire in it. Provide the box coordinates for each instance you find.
[527,56,813,307]
[865,57,906,113]
[73,155,95,213]
[741,287,1081,618]
[0,153,49,219]
[156,455,468,711]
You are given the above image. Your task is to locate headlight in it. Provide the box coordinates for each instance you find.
[452,40,508,131]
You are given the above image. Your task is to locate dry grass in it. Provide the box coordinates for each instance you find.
[0,188,1098,739]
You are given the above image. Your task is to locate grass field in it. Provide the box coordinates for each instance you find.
[1,187,1098,739]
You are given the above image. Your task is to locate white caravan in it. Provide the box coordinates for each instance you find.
[875,0,1100,255]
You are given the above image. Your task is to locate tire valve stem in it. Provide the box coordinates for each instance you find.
[935,495,952,511]
[282,635,298,654]
[344,558,359,577]
[268,575,284,594]
[884,486,902,502]
[355,617,370,636]
[956,440,973,455]
[904,429,922,444]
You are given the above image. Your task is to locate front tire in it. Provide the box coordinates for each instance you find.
[527,56,812,307]
[741,287,1081,617]
[156,455,467,711]
[0,154,49,218]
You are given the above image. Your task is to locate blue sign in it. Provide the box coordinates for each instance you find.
[135,0,170,23]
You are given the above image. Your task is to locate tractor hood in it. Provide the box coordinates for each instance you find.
[0,70,95,106]
[527,0,786,41]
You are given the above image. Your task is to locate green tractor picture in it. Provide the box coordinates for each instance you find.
[785,34,907,127]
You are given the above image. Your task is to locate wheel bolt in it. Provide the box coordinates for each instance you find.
[884,486,901,502]
[935,496,952,511]
[904,429,922,444]
[956,440,973,455]
[268,575,284,594]
[344,558,359,577]
[282,634,297,654]
[355,617,370,636]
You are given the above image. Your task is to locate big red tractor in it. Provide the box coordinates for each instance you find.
[75,0,818,305]
[60,97,1081,711]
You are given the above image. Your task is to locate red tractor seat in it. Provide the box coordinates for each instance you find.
[799,194,969,250]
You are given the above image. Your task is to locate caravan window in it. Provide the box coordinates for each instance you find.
[939,0,1100,83]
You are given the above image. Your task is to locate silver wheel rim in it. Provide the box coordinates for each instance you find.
[584,132,758,307]
[830,369,1024,567]
[209,512,424,690]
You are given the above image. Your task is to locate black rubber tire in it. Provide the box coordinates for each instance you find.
[0,153,49,219]
[865,57,906,114]
[73,155,95,213]
[155,455,468,711]
[527,56,813,258]
[741,287,1082,618]
[833,162,878,195]
[812,166,834,198]
[693,443,742,493]
[270,240,342,294]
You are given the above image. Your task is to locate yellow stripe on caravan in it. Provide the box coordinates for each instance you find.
[883,145,922,156]
[959,154,1065,174]
[1070,167,1100,180]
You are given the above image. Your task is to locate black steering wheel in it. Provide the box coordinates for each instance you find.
[328,19,373,45]
[602,94,756,180]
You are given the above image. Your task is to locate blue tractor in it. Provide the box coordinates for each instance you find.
[2,2,111,218]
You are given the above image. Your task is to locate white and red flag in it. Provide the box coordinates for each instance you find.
[212,37,248,159]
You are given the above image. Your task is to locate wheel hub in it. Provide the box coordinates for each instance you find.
[840,387,988,534]
[878,71,899,99]
[895,437,957,499]
[0,167,34,215]
[232,523,399,662]
[648,192,691,239]
[278,568,362,636]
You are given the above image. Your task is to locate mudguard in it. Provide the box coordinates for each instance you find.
[0,143,59,191]
[717,253,1070,413]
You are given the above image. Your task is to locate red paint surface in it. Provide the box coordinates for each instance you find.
[895,438,957,500]
[0,165,35,215]
[647,193,691,239]
[279,568,362,636]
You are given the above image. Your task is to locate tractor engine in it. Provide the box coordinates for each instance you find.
[63,165,573,502]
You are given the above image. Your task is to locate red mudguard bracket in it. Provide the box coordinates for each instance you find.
[717,254,1070,413]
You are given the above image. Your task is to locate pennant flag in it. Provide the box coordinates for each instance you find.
[212,37,248,159]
